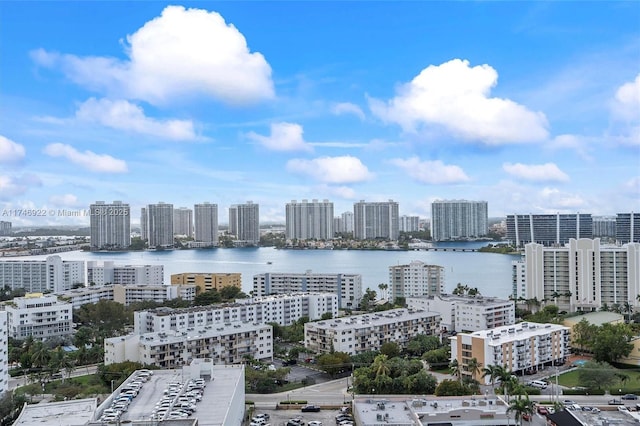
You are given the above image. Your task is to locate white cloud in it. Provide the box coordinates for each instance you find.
[538,187,586,210]
[246,122,313,152]
[390,157,469,184]
[0,174,42,199]
[623,176,640,196]
[0,135,26,164]
[610,74,640,146]
[43,143,128,173]
[31,5,274,105]
[76,98,197,141]
[369,58,549,145]
[332,102,365,120]
[503,162,569,182]
[48,194,80,207]
[286,156,374,184]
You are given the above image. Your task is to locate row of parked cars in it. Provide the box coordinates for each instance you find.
[150,377,206,421]
[98,369,154,423]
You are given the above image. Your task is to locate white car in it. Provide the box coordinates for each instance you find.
[309,422,323,426]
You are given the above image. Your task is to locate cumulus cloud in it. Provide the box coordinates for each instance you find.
[43,143,128,173]
[31,5,274,105]
[369,59,549,145]
[389,157,469,184]
[0,174,42,199]
[538,187,586,210]
[246,122,313,152]
[76,98,197,140]
[503,162,569,182]
[0,135,26,164]
[286,155,373,184]
[610,74,640,146]
[332,102,365,120]
[48,194,80,207]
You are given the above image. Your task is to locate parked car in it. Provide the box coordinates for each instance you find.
[301,405,321,412]
[308,422,323,426]
[536,406,549,415]
[622,394,638,400]
[608,399,624,405]
[522,413,532,421]
[283,359,298,366]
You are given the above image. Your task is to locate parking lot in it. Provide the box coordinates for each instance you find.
[249,406,352,426]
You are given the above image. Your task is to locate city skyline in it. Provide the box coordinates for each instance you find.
[0,2,638,227]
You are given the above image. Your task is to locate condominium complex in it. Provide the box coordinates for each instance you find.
[353,200,400,240]
[170,272,241,293]
[451,322,570,383]
[0,256,84,293]
[514,238,640,312]
[144,202,174,249]
[104,322,273,367]
[173,207,193,237]
[229,202,260,246]
[134,292,338,334]
[334,211,354,234]
[506,213,593,247]
[57,284,196,309]
[87,261,164,286]
[389,261,444,301]
[431,200,488,242]
[89,201,131,251]
[253,271,363,309]
[285,199,334,240]
[4,293,73,339]
[406,294,515,332]
[0,221,11,236]
[399,215,420,232]
[593,216,617,239]
[304,308,441,356]
[0,311,7,395]
[194,202,218,246]
[617,212,640,244]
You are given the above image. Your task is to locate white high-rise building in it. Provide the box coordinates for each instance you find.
[399,215,420,232]
[431,200,488,241]
[285,199,334,240]
[0,221,11,236]
[229,202,259,246]
[5,294,73,340]
[389,261,444,301]
[0,311,7,394]
[194,202,218,246]
[516,238,640,312]
[145,202,174,249]
[173,207,193,237]
[87,261,164,286]
[89,201,131,251]
[0,256,84,293]
[353,200,400,240]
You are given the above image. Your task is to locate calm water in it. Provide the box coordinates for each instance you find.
[28,243,520,298]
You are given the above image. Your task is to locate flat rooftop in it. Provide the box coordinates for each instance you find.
[308,308,439,331]
[13,398,97,425]
[463,322,569,343]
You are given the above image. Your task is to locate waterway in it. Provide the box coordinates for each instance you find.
[26,242,520,298]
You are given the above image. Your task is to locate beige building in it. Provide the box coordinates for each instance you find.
[451,322,570,383]
[171,272,241,293]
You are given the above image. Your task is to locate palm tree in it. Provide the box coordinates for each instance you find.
[507,394,535,425]
[372,354,390,379]
[30,341,50,372]
[482,364,501,391]
[467,357,482,382]
[377,283,389,301]
[449,359,462,383]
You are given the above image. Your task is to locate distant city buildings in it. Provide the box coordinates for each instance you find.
[353,200,400,240]
[87,261,164,286]
[406,294,515,332]
[0,311,7,395]
[616,212,640,244]
[0,255,84,293]
[144,202,174,249]
[285,199,334,240]
[89,201,131,251]
[253,270,363,309]
[389,261,444,301]
[399,215,420,233]
[431,200,488,241]
[194,202,218,246]
[304,308,441,356]
[506,213,593,247]
[514,238,640,312]
[334,211,354,234]
[170,272,241,293]
[5,293,73,340]
[229,201,260,246]
[0,221,11,236]
[593,215,617,240]
[173,207,193,237]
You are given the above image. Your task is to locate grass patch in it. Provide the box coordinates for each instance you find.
[558,367,640,390]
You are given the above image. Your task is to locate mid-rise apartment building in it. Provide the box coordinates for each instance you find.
[229,202,260,246]
[617,212,640,244]
[506,213,593,247]
[0,311,7,395]
[0,256,84,293]
[431,200,488,242]
[104,322,273,367]
[514,238,640,312]
[173,207,193,237]
[406,294,515,332]
[170,272,241,293]
[451,322,570,383]
[285,199,334,240]
[194,202,218,246]
[389,261,444,301]
[144,202,174,249]
[87,261,164,286]
[353,200,400,240]
[4,294,73,340]
[57,284,196,309]
[134,292,338,334]
[253,271,363,309]
[89,201,131,250]
[304,308,441,356]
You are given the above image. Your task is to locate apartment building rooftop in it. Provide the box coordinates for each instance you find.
[417,293,513,305]
[468,322,569,342]
[311,308,439,331]
[14,398,97,425]
[135,321,270,343]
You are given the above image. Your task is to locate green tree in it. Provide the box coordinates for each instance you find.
[572,318,598,355]
[320,311,333,320]
[434,379,472,396]
[507,394,535,425]
[406,335,441,357]
[359,288,377,311]
[449,359,462,383]
[380,342,400,359]
[422,347,450,367]
[466,357,482,382]
[317,352,351,377]
[577,361,617,390]
[592,323,634,364]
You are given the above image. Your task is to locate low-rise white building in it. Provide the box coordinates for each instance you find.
[304,308,441,356]
[451,322,570,383]
[105,322,273,368]
[87,261,164,286]
[134,292,337,334]
[4,293,73,339]
[253,271,362,309]
[0,256,84,293]
[406,294,515,332]
[57,284,196,309]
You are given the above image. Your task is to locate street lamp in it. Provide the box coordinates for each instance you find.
[111,380,115,394]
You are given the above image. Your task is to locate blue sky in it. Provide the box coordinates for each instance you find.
[0,1,639,226]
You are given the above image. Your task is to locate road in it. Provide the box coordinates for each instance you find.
[8,364,100,391]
